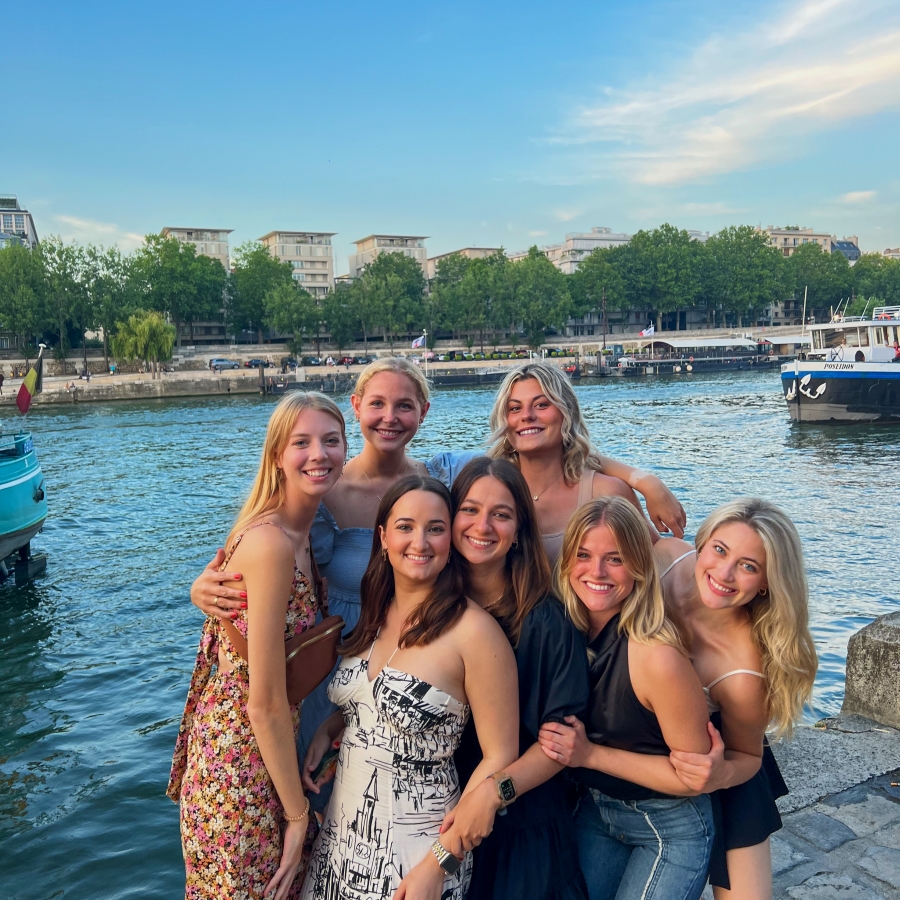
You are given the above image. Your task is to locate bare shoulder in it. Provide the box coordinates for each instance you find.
[455,601,511,648]
[591,471,639,503]
[653,536,694,569]
[228,522,294,571]
[630,639,694,681]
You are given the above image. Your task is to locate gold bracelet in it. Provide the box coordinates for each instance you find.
[284,797,310,822]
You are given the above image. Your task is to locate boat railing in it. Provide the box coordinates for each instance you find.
[0,431,33,459]
[873,306,900,320]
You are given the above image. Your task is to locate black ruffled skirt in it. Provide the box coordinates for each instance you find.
[708,739,789,889]
[467,777,588,900]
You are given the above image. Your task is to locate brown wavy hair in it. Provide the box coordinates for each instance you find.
[450,456,550,646]
[341,475,467,657]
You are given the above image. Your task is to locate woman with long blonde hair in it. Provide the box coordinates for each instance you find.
[655,498,817,899]
[487,362,685,565]
[539,497,713,900]
[167,392,347,900]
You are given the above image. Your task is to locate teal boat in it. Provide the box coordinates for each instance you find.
[0,431,48,567]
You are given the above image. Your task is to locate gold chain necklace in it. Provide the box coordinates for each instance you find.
[531,470,563,502]
[358,458,417,501]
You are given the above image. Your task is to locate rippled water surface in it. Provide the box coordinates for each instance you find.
[2,371,898,899]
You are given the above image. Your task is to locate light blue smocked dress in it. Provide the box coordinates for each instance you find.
[298,451,479,782]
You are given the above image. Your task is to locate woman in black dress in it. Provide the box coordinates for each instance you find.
[437,456,590,900]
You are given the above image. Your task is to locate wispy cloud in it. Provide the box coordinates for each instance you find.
[554,209,582,222]
[557,0,900,185]
[840,190,876,204]
[52,215,145,251]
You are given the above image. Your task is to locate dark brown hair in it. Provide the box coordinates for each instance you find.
[341,475,467,658]
[451,456,551,646]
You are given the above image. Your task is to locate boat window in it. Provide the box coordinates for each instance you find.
[812,332,825,350]
[874,327,886,346]
[820,329,848,348]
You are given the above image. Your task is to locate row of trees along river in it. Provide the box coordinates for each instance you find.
[2,225,900,370]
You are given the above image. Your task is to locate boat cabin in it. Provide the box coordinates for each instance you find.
[807,306,900,363]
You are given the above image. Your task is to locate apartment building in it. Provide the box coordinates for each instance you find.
[0,195,39,249]
[884,248,900,260]
[349,234,428,279]
[259,231,335,299]
[425,247,500,281]
[160,227,233,269]
[544,227,633,274]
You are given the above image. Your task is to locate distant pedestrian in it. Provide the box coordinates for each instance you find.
[0,370,4,395]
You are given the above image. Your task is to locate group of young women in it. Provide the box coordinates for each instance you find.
[167,359,818,900]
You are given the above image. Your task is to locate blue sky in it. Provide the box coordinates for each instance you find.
[6,0,900,272]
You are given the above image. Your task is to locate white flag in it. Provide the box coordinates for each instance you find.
[411,334,426,348]
[640,324,655,337]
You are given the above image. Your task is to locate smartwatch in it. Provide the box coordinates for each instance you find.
[490,772,517,808]
[431,840,462,876]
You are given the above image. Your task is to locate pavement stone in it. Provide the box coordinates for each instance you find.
[783,809,857,851]
[819,794,900,838]
[785,872,884,899]
[872,824,900,851]
[771,833,811,874]
[856,846,900,890]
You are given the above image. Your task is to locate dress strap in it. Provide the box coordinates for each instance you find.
[577,469,596,507]
[386,645,400,666]
[705,669,765,691]
[659,549,696,579]
[219,520,284,570]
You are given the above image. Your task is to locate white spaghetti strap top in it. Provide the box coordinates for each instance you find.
[659,549,695,579]
[705,669,765,691]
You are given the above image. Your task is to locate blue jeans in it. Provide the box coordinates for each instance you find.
[576,789,714,900]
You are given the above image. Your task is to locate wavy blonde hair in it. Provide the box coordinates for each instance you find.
[353,357,430,408]
[227,392,346,548]
[487,362,603,484]
[695,498,817,739]
[555,497,686,653]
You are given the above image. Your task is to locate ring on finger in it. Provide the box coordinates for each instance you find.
[214,596,224,609]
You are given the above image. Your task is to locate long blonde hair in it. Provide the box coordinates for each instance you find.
[227,392,346,548]
[487,362,603,484]
[353,357,430,408]
[695,498,817,738]
[556,497,686,653]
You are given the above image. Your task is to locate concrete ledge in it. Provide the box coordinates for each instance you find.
[843,611,900,730]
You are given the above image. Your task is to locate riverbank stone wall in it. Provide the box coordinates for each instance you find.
[842,611,900,730]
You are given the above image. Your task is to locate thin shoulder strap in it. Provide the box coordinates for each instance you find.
[219,520,281,570]
[578,469,596,506]
[660,549,696,580]
[705,669,765,691]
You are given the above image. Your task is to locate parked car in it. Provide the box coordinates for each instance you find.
[353,355,374,365]
[244,358,272,368]
[301,356,322,366]
[280,357,298,370]
[338,356,355,366]
[209,357,240,371]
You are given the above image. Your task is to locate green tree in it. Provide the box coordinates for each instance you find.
[705,226,786,327]
[232,242,294,343]
[322,288,360,353]
[264,282,319,357]
[786,243,853,321]
[112,310,175,379]
[570,246,627,339]
[430,252,471,340]
[38,236,89,369]
[87,245,137,372]
[505,247,572,349]
[357,253,426,352]
[0,242,46,363]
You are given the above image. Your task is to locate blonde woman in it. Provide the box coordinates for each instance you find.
[538,497,713,900]
[654,499,817,899]
[487,362,686,565]
[167,392,347,900]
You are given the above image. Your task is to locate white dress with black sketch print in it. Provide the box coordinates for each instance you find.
[301,643,472,900]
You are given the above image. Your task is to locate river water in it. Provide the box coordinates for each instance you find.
[2,370,898,899]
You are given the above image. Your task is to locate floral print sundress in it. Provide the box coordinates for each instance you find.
[167,522,318,899]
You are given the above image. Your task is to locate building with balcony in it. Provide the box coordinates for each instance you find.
[543,227,633,274]
[349,234,428,279]
[425,247,500,281]
[259,231,335,299]
[884,248,900,260]
[0,195,39,249]
[160,227,233,269]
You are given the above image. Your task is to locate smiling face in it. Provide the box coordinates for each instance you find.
[452,475,519,569]
[380,489,452,586]
[695,521,768,611]
[350,372,429,453]
[568,523,635,618]
[505,377,566,456]
[276,408,346,498]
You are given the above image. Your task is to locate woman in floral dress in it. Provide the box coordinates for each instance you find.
[167,392,347,900]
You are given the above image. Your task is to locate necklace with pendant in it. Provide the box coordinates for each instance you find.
[532,470,563,502]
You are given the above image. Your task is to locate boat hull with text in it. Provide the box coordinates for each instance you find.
[781,361,900,422]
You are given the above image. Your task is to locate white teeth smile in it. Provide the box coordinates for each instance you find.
[467,537,494,547]
[584,581,614,592]
[707,574,736,594]
[376,429,401,437]
[304,469,330,477]
[405,554,431,562]
[518,428,542,436]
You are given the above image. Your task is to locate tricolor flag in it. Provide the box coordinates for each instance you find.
[639,323,655,337]
[411,334,427,349]
[16,350,43,415]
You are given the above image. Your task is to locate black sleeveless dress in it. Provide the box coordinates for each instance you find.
[455,597,591,900]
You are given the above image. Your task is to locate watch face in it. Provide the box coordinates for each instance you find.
[498,777,516,803]
[441,853,462,876]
